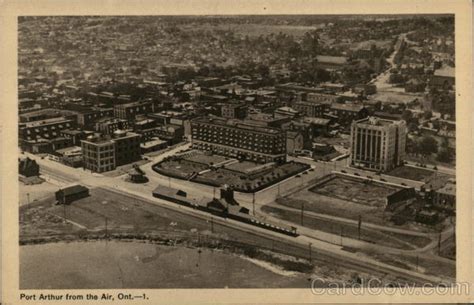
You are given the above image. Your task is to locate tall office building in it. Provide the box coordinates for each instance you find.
[350,117,406,172]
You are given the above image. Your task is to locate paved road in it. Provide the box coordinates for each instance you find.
[24,150,453,284]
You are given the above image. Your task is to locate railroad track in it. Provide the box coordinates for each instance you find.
[35,167,448,285]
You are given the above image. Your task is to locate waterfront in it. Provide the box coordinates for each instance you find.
[20,241,311,289]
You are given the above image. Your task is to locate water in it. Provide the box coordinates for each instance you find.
[20,241,309,289]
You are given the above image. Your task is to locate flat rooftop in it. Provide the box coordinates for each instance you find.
[24,117,72,128]
[193,117,282,135]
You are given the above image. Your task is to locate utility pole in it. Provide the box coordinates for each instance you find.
[340,226,343,246]
[105,216,108,238]
[438,230,442,255]
[252,192,256,216]
[300,202,305,226]
[308,242,312,261]
[358,215,362,240]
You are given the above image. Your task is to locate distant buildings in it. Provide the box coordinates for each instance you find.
[81,130,141,173]
[221,103,247,119]
[191,117,286,163]
[114,101,155,121]
[293,101,326,117]
[430,65,455,90]
[433,180,455,212]
[77,107,114,128]
[95,117,130,134]
[350,117,407,172]
[315,55,348,70]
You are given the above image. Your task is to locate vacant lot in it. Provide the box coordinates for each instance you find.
[262,205,430,250]
[19,180,58,206]
[386,165,434,182]
[276,190,385,225]
[309,175,400,207]
[20,187,213,240]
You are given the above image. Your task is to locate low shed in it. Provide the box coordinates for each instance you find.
[55,184,89,204]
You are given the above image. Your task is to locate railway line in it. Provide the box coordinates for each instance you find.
[34,159,450,286]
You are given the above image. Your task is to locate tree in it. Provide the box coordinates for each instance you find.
[423,110,433,120]
[436,148,452,163]
[419,136,438,156]
[401,110,413,122]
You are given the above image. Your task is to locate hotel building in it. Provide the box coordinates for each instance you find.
[191,117,286,163]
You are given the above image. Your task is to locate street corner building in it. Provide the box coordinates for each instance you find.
[350,116,407,172]
[81,129,141,173]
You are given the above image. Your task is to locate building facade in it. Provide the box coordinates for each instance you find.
[350,117,406,172]
[191,117,286,163]
[77,107,114,128]
[112,130,141,166]
[81,136,116,173]
[293,101,326,117]
[95,118,130,134]
[114,101,155,121]
[19,117,76,142]
[221,103,248,119]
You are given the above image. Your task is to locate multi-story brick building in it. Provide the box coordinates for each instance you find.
[191,117,286,163]
[81,130,141,173]
[112,130,141,167]
[350,117,406,172]
[114,101,155,121]
[19,117,76,142]
[95,117,130,134]
[81,136,116,173]
[293,101,327,117]
[76,107,114,128]
[220,103,248,119]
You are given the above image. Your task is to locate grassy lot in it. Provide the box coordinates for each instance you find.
[439,235,456,260]
[386,165,435,182]
[277,191,383,225]
[20,187,214,240]
[309,175,400,207]
[19,180,59,206]
[262,205,430,250]
[359,250,455,279]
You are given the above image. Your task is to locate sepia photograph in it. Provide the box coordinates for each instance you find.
[16,13,459,289]
[1,0,472,303]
